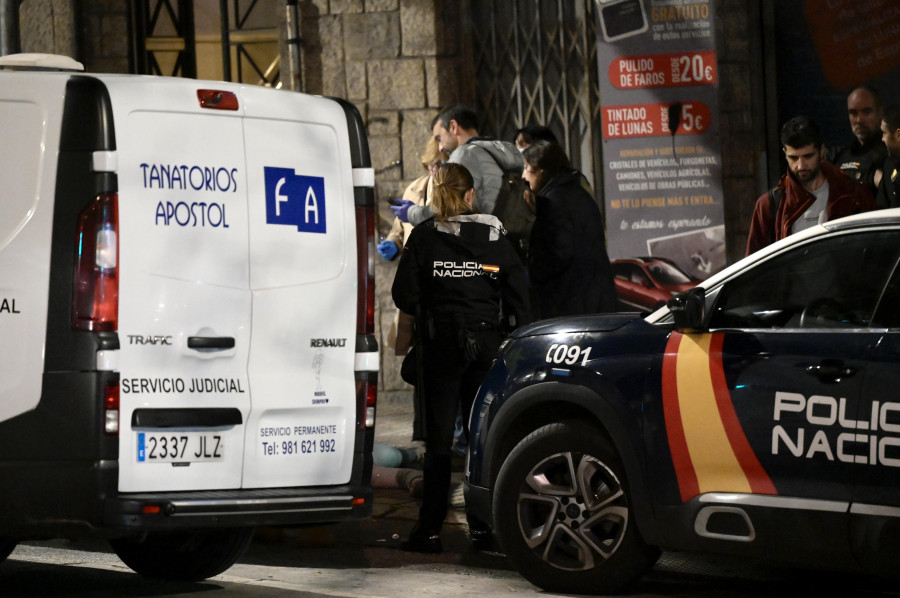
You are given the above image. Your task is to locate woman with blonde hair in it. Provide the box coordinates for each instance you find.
[392,163,529,553]
[378,137,447,264]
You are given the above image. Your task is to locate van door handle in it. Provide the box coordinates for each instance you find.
[187,336,235,350]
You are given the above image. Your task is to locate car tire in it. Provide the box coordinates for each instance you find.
[492,421,658,594]
[110,527,255,581]
[0,538,17,563]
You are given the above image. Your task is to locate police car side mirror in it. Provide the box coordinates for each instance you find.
[668,288,706,331]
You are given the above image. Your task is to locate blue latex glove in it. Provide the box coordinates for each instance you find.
[377,240,399,260]
[390,199,415,223]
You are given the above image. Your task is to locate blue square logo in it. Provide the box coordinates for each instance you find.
[264,167,327,234]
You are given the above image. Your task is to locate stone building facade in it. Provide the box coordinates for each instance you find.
[13,0,764,392]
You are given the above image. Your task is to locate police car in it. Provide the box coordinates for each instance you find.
[0,55,378,581]
[465,208,900,594]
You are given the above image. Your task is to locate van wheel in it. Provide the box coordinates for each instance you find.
[0,538,17,562]
[492,422,658,594]
[110,528,254,581]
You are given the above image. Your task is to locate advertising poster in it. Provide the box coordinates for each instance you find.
[774,0,900,152]
[596,0,725,281]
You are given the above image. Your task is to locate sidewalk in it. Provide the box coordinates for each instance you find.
[371,390,468,528]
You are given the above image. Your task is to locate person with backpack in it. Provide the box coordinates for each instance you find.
[523,140,617,319]
[391,105,524,229]
[746,116,874,256]
[391,163,530,553]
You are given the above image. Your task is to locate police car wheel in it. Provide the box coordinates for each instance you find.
[0,537,17,562]
[492,421,658,594]
[110,527,255,581]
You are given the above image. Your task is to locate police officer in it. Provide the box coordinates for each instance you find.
[830,85,886,197]
[877,104,900,209]
[392,163,530,553]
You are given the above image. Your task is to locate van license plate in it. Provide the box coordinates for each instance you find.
[137,432,223,463]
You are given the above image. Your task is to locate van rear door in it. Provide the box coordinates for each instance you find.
[0,74,66,424]
[109,79,252,492]
[241,87,359,488]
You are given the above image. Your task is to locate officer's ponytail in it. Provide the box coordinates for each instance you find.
[432,163,476,221]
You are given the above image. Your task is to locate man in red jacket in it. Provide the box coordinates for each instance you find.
[746,116,874,256]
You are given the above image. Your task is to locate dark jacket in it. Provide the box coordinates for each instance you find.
[392,213,530,331]
[528,170,616,319]
[876,157,900,209]
[831,138,887,197]
[746,160,874,256]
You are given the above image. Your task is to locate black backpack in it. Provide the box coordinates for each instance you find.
[473,141,535,258]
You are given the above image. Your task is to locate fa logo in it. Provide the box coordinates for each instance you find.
[264,167,326,233]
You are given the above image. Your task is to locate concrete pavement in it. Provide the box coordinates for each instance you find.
[368,389,469,532]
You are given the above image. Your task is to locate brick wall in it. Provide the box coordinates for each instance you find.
[298,0,472,390]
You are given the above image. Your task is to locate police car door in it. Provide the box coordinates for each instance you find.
[241,88,357,488]
[111,79,252,492]
[699,230,896,506]
[849,236,900,572]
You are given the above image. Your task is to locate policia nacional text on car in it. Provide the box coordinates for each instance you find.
[391,163,530,553]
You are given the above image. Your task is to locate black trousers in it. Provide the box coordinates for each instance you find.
[417,321,502,533]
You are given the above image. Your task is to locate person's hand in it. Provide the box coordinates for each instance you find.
[390,199,415,223]
[377,240,399,260]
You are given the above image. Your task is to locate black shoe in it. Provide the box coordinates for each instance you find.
[399,523,443,554]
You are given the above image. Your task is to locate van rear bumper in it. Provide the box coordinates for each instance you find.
[104,486,373,530]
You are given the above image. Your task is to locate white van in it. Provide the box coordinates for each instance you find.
[0,54,379,580]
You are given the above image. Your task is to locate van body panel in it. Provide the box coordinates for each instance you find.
[103,79,253,492]
[0,76,67,423]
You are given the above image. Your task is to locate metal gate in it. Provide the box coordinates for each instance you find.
[470,0,604,190]
[134,0,281,86]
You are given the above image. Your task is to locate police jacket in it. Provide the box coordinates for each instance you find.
[392,213,530,331]
[528,170,617,319]
[746,160,874,256]
[876,157,900,209]
[831,138,886,197]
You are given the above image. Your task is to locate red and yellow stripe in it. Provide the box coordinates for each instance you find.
[662,332,776,502]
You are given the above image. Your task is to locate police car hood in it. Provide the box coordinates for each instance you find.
[511,312,640,338]
[431,213,507,257]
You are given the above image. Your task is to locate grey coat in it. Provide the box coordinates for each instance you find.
[407,137,522,225]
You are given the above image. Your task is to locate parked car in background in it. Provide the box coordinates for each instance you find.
[466,209,900,594]
[611,256,697,311]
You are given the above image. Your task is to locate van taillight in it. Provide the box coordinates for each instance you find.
[354,202,377,429]
[355,204,375,335]
[73,192,119,331]
[357,379,376,429]
[104,381,120,435]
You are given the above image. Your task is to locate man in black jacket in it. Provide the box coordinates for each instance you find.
[831,85,886,197]
[877,104,900,209]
